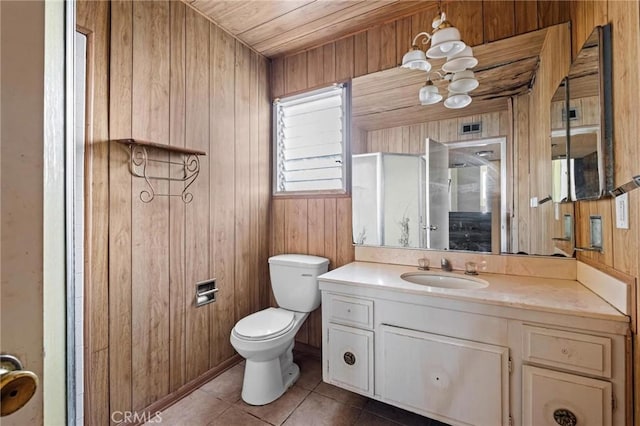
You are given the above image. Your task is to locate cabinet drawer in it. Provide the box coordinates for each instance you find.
[522,365,612,426]
[523,325,611,378]
[326,294,373,329]
[326,324,373,396]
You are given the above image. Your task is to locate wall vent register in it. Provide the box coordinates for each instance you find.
[460,122,482,135]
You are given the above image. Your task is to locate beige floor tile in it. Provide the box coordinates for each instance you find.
[200,363,245,403]
[282,392,362,426]
[313,382,368,409]
[355,411,403,426]
[235,385,310,426]
[153,389,230,426]
[208,406,270,426]
[293,353,323,391]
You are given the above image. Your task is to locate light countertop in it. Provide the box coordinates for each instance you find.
[318,261,629,323]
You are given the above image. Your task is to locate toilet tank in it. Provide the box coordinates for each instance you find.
[268,254,329,312]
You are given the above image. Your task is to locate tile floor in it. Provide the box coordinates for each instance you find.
[150,351,449,426]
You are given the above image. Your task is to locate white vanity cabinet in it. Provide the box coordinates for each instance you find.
[319,266,630,426]
[521,326,616,426]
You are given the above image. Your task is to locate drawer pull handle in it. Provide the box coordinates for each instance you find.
[343,352,356,366]
[561,348,569,355]
[553,409,577,426]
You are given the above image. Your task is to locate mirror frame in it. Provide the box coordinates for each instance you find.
[567,24,614,201]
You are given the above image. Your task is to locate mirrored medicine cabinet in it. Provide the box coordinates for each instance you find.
[549,24,613,202]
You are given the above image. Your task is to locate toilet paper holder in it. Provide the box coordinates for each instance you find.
[195,279,218,307]
[1,354,39,416]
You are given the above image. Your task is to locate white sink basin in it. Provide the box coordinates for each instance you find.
[400,272,489,289]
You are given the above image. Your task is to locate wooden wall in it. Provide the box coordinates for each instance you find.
[361,111,510,154]
[271,1,574,349]
[77,0,110,423]
[81,1,271,424]
[271,1,573,98]
[566,2,640,422]
[270,197,354,347]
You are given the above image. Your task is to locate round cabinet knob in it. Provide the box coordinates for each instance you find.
[343,352,356,366]
[553,409,577,426]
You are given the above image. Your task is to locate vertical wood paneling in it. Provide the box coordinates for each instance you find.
[483,1,515,42]
[249,51,261,317]
[271,199,286,257]
[271,57,285,98]
[285,198,309,344]
[571,1,607,59]
[108,0,133,417]
[395,16,412,67]
[513,97,529,252]
[335,36,354,81]
[515,1,538,34]
[284,51,307,94]
[184,7,210,383]
[168,0,187,393]
[366,26,381,74]
[379,21,396,70]
[354,32,368,77]
[323,199,338,267]
[336,198,354,266]
[323,43,336,84]
[537,0,571,28]
[285,199,309,253]
[257,56,271,311]
[444,1,484,47]
[608,0,639,277]
[306,46,324,88]
[92,0,272,422]
[209,25,237,366]
[410,9,432,41]
[131,0,171,410]
[79,0,110,422]
[235,41,254,323]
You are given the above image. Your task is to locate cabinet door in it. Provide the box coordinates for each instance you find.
[380,325,509,426]
[522,365,612,426]
[326,323,374,396]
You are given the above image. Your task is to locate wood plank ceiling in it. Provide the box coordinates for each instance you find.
[186,0,438,57]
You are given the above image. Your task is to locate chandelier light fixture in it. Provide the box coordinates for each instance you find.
[401,10,478,109]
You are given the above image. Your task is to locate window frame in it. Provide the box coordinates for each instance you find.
[272,83,351,198]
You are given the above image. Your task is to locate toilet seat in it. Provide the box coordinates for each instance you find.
[233,308,295,341]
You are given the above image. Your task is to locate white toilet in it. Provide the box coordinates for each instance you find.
[230,254,329,405]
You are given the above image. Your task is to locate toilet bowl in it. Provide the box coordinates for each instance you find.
[230,254,329,406]
[230,308,308,405]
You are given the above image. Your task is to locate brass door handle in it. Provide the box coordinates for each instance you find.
[1,354,38,417]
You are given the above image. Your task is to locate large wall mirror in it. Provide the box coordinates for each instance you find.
[551,25,613,201]
[351,26,574,257]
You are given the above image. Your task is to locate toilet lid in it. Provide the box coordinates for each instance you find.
[234,308,295,340]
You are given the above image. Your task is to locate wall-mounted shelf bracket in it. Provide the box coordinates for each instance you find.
[115,139,206,204]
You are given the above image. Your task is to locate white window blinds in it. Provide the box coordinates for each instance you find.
[274,84,348,194]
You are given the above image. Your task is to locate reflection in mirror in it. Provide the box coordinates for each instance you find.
[550,78,569,203]
[350,27,574,257]
[352,137,505,253]
[567,25,613,200]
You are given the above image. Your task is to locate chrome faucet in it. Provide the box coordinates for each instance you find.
[441,258,452,272]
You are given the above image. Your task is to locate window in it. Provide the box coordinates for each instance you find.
[273,84,349,195]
